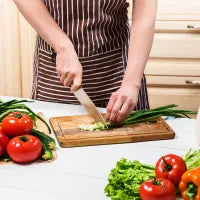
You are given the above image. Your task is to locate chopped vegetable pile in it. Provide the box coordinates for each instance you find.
[79,104,196,131]
[79,122,108,131]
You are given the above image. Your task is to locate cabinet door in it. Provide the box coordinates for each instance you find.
[148,87,200,111]
[145,58,200,76]
[150,33,200,59]
[146,76,200,87]
[0,1,22,97]
[19,14,36,98]
[0,1,36,98]
[127,0,200,21]
[157,0,200,21]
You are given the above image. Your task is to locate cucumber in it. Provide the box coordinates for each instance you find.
[31,129,56,150]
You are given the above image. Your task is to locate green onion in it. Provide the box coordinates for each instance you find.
[79,104,197,131]
[121,104,196,126]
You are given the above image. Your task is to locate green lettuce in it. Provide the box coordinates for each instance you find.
[104,158,155,200]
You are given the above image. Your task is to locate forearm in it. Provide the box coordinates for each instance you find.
[122,0,157,89]
[13,0,73,53]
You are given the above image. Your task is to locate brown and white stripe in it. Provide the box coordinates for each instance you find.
[32,0,149,110]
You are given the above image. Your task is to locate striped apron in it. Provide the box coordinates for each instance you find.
[32,0,149,110]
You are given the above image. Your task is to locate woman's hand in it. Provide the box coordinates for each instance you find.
[13,0,83,92]
[105,0,157,123]
[56,45,83,92]
[106,84,139,123]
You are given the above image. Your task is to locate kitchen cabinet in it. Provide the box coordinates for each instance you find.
[0,1,22,97]
[0,0,36,98]
[128,0,200,111]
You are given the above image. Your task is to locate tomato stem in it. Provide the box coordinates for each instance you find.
[14,113,23,119]
[152,178,161,186]
[19,136,28,142]
[162,157,172,171]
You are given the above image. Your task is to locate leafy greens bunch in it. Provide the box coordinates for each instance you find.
[104,158,155,200]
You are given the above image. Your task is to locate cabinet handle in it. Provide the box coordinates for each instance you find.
[187,25,200,30]
[185,80,200,85]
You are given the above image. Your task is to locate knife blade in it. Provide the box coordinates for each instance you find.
[196,106,200,145]
[73,87,107,125]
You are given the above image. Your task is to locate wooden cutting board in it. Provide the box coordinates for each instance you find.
[49,114,175,148]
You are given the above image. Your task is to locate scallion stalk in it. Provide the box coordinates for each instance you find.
[79,104,197,131]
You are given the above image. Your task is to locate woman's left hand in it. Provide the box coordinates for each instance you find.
[106,84,139,123]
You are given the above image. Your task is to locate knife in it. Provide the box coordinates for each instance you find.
[73,87,107,125]
[196,106,200,145]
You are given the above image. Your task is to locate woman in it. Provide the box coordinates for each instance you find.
[14,0,157,123]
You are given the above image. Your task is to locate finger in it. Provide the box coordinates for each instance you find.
[109,97,124,123]
[106,93,117,121]
[71,76,82,92]
[116,99,132,123]
[57,73,62,78]
[63,75,74,87]
[129,102,136,114]
[56,66,63,78]
[60,72,71,84]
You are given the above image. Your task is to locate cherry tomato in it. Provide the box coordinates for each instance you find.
[155,154,187,185]
[0,130,9,157]
[7,135,42,163]
[140,178,176,200]
[2,112,33,138]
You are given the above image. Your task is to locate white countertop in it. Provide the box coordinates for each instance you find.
[0,96,199,200]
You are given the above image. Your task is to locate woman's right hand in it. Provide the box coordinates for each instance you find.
[56,45,83,92]
[13,0,83,92]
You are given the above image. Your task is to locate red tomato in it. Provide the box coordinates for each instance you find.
[0,130,9,157]
[155,154,187,185]
[140,178,176,200]
[7,135,42,163]
[2,112,33,138]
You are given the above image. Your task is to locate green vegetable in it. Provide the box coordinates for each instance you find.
[104,149,199,200]
[2,157,11,162]
[78,122,108,131]
[1,153,11,162]
[79,104,196,131]
[121,104,196,126]
[40,141,53,161]
[31,129,56,150]
[30,129,55,160]
[0,99,51,133]
[104,158,155,200]
[183,149,200,170]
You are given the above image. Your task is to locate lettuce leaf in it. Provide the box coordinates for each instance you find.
[104,158,155,200]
